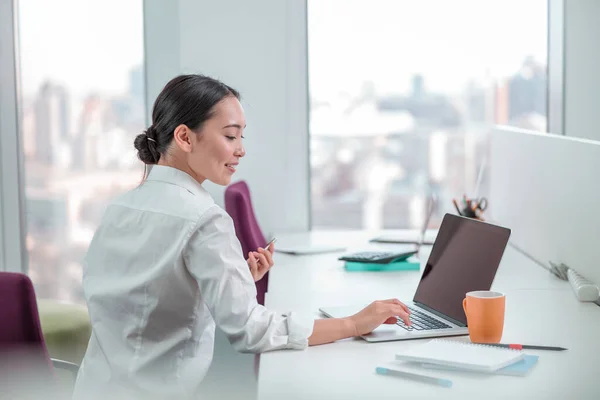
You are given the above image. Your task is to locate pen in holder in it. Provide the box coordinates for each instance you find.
[452,195,487,221]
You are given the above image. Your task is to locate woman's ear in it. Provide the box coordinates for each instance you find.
[173,124,193,153]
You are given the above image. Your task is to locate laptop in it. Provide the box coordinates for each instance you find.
[370,194,437,245]
[319,214,511,342]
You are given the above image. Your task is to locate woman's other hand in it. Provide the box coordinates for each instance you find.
[247,242,275,282]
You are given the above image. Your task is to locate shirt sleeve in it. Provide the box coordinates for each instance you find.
[183,206,314,353]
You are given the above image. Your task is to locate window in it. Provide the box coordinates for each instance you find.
[308,0,548,230]
[17,0,145,302]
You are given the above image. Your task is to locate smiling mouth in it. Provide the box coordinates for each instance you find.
[225,163,237,172]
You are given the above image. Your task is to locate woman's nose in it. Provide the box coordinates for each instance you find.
[235,145,245,158]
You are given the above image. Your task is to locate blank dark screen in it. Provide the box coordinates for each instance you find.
[413,214,511,325]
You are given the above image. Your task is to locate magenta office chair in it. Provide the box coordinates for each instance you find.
[0,272,79,396]
[224,181,270,306]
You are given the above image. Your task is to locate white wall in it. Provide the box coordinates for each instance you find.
[564,0,600,141]
[144,0,310,237]
[144,1,309,398]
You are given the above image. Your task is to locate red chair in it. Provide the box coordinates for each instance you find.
[224,181,271,306]
[0,272,80,397]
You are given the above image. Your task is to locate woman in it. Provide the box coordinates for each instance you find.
[73,74,410,398]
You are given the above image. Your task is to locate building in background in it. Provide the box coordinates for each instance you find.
[308,0,548,231]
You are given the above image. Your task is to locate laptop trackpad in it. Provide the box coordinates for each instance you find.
[362,326,407,340]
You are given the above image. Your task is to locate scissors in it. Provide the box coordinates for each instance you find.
[472,197,488,212]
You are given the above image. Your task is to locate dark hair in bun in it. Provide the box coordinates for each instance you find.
[133,125,160,164]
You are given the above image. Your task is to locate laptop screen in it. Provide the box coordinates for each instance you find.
[413,214,511,325]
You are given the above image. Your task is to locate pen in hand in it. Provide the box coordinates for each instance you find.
[263,237,277,252]
[253,238,277,265]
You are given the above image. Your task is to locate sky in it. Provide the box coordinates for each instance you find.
[308,0,548,97]
[16,0,546,100]
[17,0,144,97]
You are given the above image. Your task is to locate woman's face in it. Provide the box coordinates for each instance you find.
[187,96,246,185]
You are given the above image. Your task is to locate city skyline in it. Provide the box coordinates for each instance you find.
[21,63,145,169]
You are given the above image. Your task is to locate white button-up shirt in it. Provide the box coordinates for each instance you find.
[73,165,314,399]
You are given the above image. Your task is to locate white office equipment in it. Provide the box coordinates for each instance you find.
[547,261,599,302]
[567,268,600,302]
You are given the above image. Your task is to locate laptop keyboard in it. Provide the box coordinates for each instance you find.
[396,306,452,331]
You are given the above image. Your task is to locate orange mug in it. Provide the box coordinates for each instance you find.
[462,290,505,343]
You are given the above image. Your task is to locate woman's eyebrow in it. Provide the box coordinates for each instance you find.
[222,123,246,129]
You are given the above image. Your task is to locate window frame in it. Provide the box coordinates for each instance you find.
[0,0,28,273]
[548,0,565,135]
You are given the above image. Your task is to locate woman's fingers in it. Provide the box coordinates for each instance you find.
[387,304,411,326]
[398,301,410,314]
[248,251,258,278]
[380,298,410,315]
[258,247,274,266]
[254,251,268,266]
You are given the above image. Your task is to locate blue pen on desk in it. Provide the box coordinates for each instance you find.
[376,367,452,388]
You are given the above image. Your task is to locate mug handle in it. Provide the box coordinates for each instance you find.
[462,298,468,315]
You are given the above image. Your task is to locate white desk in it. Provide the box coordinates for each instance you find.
[258,230,600,400]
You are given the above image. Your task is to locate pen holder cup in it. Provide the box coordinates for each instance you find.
[453,196,487,221]
[460,205,479,219]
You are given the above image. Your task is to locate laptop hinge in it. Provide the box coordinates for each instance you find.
[414,301,467,327]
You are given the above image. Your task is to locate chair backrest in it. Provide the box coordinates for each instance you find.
[0,272,48,350]
[224,181,270,305]
[0,272,55,392]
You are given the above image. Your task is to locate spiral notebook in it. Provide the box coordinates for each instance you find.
[420,355,539,377]
[395,339,525,372]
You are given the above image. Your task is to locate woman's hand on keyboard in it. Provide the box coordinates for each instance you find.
[347,299,411,336]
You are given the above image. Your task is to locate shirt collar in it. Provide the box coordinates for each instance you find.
[145,165,209,198]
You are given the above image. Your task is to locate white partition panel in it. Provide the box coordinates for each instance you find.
[490,126,600,288]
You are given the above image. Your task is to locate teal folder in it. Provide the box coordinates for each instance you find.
[493,355,539,376]
[344,257,420,272]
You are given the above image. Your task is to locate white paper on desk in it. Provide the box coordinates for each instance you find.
[274,245,346,255]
